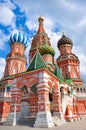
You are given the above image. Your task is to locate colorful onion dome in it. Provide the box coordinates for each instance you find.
[39,45,55,56]
[9,32,28,48]
[58,34,73,48]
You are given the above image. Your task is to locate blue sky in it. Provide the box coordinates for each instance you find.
[0,0,86,85]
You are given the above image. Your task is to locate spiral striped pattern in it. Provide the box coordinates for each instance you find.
[9,32,28,48]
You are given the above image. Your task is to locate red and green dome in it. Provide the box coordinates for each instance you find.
[39,45,55,56]
[58,34,73,48]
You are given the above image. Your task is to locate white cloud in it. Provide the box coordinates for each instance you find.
[0,3,15,26]
[0,30,9,50]
[43,17,61,58]
[0,57,6,79]
[77,54,86,76]
[26,20,37,30]
[77,16,86,28]
[4,0,16,10]
[60,0,78,11]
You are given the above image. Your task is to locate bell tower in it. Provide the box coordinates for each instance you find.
[56,34,83,85]
[4,31,28,77]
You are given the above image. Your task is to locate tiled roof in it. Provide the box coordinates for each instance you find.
[54,65,64,81]
[27,51,45,71]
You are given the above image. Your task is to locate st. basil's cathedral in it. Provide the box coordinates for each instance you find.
[0,17,86,128]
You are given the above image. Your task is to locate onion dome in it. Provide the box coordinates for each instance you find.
[39,45,55,56]
[9,32,28,48]
[58,34,73,48]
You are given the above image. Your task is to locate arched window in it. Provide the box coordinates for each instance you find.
[31,83,38,95]
[0,88,2,92]
[20,85,28,94]
[60,87,64,98]
[84,88,86,92]
[80,88,82,92]
[77,88,79,92]
[49,93,53,102]
[7,87,10,92]
[66,73,68,79]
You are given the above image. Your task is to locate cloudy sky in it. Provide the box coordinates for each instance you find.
[0,0,86,85]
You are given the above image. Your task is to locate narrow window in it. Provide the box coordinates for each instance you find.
[66,73,68,79]
[7,87,10,92]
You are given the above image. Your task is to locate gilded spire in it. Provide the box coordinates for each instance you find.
[37,16,45,33]
[38,16,44,24]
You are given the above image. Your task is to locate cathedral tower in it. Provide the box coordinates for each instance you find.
[4,31,28,77]
[56,34,82,83]
[29,17,55,65]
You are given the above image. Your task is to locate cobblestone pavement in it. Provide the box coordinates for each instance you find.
[0,118,86,130]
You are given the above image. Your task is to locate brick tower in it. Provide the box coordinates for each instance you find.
[4,31,28,77]
[56,33,83,85]
[29,17,55,66]
[0,31,28,122]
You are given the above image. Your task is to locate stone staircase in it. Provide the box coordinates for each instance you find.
[0,116,36,127]
[2,112,21,126]
[0,114,15,126]
[53,116,66,126]
[3,119,13,125]
[18,116,36,127]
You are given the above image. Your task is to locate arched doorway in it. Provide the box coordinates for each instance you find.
[49,93,53,115]
[20,85,30,117]
[20,101,30,117]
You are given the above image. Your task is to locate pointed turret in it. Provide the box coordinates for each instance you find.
[29,17,52,62]
[27,51,45,71]
[29,17,55,67]
[37,17,45,33]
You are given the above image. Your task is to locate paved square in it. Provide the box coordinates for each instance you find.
[0,118,86,130]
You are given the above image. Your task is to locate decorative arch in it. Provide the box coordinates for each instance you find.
[20,85,28,94]
[30,83,38,95]
[48,79,59,93]
[17,75,39,89]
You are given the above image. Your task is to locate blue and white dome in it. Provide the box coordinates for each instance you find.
[9,32,28,48]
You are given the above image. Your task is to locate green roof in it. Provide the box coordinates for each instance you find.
[27,51,46,71]
[5,84,13,87]
[54,65,64,81]
[65,79,73,85]
[39,45,55,56]
[45,62,53,66]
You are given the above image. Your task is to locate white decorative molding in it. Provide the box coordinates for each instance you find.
[34,111,54,128]
[68,65,71,72]
[77,66,79,72]
[37,87,49,92]
[43,72,50,79]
